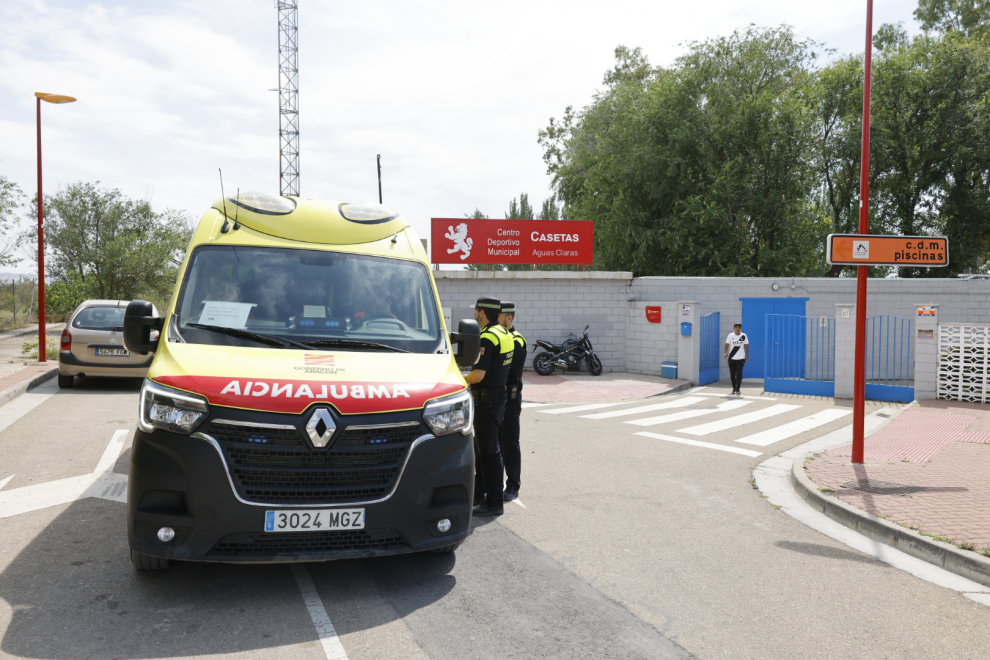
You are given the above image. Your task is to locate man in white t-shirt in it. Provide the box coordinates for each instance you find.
[724,323,749,396]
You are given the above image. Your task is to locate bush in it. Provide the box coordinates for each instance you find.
[21,336,58,361]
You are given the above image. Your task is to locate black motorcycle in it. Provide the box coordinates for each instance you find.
[532,325,603,376]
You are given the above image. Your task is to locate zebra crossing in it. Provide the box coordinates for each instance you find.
[532,389,851,457]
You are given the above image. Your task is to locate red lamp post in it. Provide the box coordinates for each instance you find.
[34,92,76,363]
[852,1,874,463]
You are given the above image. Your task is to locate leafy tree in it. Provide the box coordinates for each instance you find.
[541,27,827,277]
[915,0,990,38]
[0,176,24,268]
[28,182,191,312]
[45,271,90,316]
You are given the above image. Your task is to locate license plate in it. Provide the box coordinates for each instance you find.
[264,509,365,533]
[96,348,129,356]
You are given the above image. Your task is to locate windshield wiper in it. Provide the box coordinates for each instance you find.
[186,323,313,350]
[298,338,410,353]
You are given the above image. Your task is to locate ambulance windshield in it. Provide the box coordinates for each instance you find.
[173,245,443,353]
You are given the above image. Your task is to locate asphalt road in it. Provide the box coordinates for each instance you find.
[1,378,988,659]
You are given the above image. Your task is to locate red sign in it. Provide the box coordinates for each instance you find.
[431,218,594,265]
[646,306,662,323]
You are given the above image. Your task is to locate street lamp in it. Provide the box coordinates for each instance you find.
[35,92,76,363]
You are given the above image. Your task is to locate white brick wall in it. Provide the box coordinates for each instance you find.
[434,271,990,385]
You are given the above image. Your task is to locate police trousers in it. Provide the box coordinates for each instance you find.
[499,385,522,492]
[472,387,506,506]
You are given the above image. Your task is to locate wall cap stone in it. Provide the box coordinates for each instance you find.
[434,270,633,281]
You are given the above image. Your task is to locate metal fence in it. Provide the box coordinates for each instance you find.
[699,311,720,385]
[864,315,914,403]
[764,314,835,397]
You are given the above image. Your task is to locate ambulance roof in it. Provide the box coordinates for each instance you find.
[211,193,411,245]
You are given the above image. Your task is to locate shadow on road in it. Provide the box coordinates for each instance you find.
[0,497,456,659]
[776,540,882,565]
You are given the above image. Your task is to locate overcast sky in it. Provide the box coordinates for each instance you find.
[1,0,922,272]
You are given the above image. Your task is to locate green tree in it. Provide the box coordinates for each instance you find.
[0,176,24,268]
[915,0,990,38]
[541,27,827,276]
[30,182,191,311]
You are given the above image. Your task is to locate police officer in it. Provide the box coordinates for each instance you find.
[498,300,527,502]
[464,296,514,516]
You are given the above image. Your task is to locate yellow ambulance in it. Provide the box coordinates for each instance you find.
[123,193,480,570]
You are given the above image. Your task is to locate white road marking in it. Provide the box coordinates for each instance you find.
[634,432,763,457]
[0,379,58,435]
[693,392,778,402]
[624,399,751,427]
[0,429,129,518]
[94,429,130,473]
[520,402,552,409]
[736,409,852,446]
[0,474,13,491]
[291,564,350,660]
[537,402,627,414]
[513,497,527,509]
[579,396,708,420]
[680,403,801,436]
[754,411,990,607]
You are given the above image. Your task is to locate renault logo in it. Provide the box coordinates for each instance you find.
[306,409,337,448]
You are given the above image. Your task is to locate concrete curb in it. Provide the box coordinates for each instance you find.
[791,458,990,588]
[0,367,58,408]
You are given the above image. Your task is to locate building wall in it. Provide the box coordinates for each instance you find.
[625,301,679,375]
[434,271,990,380]
[434,271,632,373]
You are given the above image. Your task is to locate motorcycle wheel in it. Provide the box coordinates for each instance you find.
[533,353,556,376]
[588,355,603,376]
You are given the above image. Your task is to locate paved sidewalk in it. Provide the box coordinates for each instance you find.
[521,371,687,403]
[805,400,990,553]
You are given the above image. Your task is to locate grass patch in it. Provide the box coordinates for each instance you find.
[958,541,976,551]
[818,487,834,494]
[918,530,951,543]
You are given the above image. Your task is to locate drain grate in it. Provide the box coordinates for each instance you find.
[841,479,928,496]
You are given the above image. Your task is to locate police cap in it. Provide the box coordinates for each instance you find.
[476,296,502,318]
[500,300,516,315]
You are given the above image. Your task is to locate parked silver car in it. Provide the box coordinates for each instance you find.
[58,300,159,388]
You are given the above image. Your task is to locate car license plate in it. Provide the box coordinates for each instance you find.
[264,509,365,533]
[96,348,129,356]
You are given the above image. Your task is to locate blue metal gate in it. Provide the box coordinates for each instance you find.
[699,311,720,386]
[764,315,835,397]
[865,316,914,403]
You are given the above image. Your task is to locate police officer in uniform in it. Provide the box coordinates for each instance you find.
[464,296,514,516]
[498,300,527,502]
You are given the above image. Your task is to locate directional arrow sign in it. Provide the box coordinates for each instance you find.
[827,234,948,267]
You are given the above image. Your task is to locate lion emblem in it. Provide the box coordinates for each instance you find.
[445,223,473,260]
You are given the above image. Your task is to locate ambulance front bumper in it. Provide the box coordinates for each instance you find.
[126,420,474,563]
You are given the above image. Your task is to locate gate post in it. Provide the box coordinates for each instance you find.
[677,301,700,384]
[834,304,856,399]
[914,303,939,400]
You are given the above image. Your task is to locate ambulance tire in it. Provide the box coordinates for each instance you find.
[130,548,170,571]
[427,542,461,554]
[57,374,74,388]
[533,353,555,376]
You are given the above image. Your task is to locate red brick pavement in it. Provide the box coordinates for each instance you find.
[521,373,686,403]
[806,401,990,550]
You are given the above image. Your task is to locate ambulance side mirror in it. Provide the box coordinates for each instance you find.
[451,319,481,367]
[124,300,163,355]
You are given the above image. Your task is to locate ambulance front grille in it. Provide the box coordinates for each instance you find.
[209,421,422,504]
[209,529,409,557]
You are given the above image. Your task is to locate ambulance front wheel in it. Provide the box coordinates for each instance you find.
[131,548,170,571]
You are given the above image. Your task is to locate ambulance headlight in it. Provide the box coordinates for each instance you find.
[423,390,473,437]
[139,380,209,435]
[338,202,399,225]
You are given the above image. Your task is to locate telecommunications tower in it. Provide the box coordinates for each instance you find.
[276,1,299,197]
